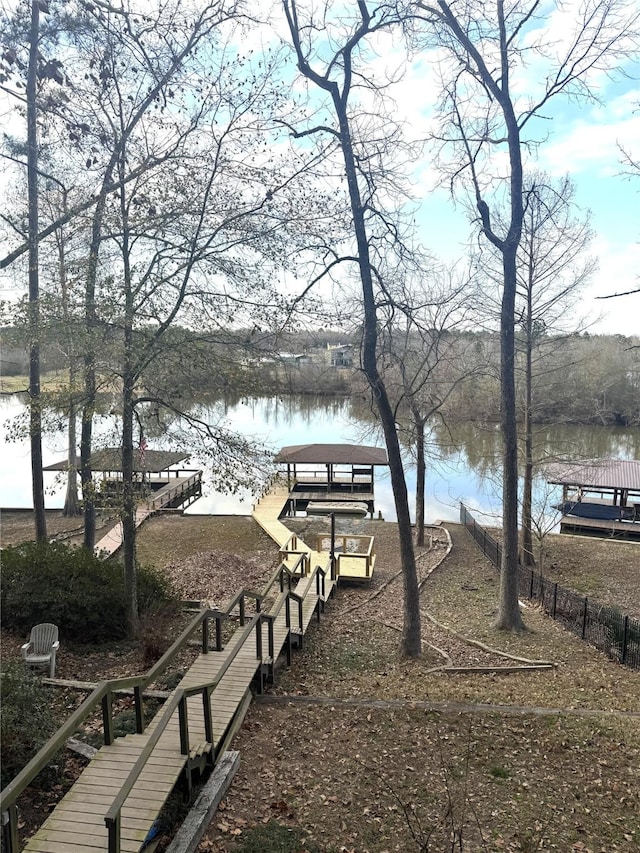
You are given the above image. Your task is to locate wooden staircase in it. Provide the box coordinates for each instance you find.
[2,490,341,853]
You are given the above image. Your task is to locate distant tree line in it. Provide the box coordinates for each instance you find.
[4,324,637,427]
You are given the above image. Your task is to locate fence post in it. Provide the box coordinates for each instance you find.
[582,597,589,639]
[552,583,558,619]
[622,616,629,665]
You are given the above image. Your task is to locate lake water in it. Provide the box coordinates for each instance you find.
[1,393,639,526]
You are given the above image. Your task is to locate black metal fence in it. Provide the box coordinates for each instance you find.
[459,503,640,670]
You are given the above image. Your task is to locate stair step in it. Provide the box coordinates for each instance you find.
[189,742,213,760]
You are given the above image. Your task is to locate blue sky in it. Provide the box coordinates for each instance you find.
[383,39,640,337]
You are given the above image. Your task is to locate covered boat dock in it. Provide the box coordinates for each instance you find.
[546,458,640,540]
[44,448,203,510]
[273,442,389,518]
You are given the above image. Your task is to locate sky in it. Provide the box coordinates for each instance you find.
[0,1,638,335]
[245,0,640,337]
[349,7,640,337]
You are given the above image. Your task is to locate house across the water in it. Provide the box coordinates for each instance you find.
[546,458,640,541]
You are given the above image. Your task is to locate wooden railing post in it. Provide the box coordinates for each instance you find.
[202,617,210,654]
[2,804,19,853]
[239,596,245,626]
[202,687,214,746]
[106,812,121,853]
[215,615,223,651]
[134,685,144,734]
[178,696,189,755]
[102,692,114,746]
[255,615,263,661]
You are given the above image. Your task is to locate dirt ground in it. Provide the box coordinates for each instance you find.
[2,512,640,852]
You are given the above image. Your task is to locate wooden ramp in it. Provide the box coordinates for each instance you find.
[4,487,372,853]
[8,526,333,852]
[94,473,201,557]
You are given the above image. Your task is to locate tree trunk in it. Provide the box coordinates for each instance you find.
[414,413,426,546]
[27,0,47,541]
[63,386,81,516]
[81,173,113,550]
[121,369,139,637]
[521,287,535,566]
[495,246,525,631]
[80,388,96,548]
[120,156,139,638]
[334,97,422,657]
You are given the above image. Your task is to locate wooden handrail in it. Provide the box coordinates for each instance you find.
[2,524,338,849]
[0,606,225,815]
[105,613,263,849]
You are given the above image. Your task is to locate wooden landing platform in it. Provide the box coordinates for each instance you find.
[253,487,375,583]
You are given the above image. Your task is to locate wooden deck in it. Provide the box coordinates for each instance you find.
[94,472,202,556]
[253,486,376,583]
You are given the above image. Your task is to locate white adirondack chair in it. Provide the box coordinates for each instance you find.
[21,623,60,678]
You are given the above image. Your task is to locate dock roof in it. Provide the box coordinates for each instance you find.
[545,458,640,492]
[44,449,190,474]
[274,443,388,466]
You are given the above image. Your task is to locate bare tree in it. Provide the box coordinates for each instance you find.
[25,1,46,539]
[414,0,639,630]
[475,174,595,565]
[379,265,481,544]
[282,0,423,656]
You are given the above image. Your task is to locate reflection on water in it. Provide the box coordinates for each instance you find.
[1,393,638,526]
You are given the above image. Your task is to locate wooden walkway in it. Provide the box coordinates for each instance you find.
[4,485,373,853]
[94,472,202,556]
[252,487,375,582]
[22,627,262,853]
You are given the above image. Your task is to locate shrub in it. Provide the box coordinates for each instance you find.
[1,540,177,644]
[0,662,59,789]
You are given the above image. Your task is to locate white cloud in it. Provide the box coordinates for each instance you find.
[538,104,640,177]
[585,238,640,335]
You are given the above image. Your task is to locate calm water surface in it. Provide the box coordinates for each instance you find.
[1,394,638,526]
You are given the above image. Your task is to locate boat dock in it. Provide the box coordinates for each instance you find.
[546,458,640,541]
